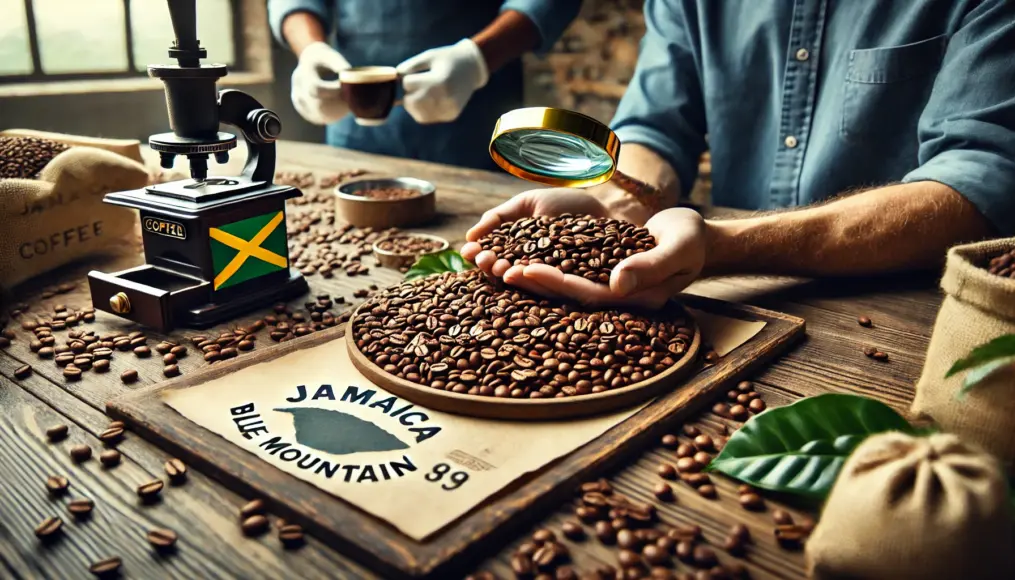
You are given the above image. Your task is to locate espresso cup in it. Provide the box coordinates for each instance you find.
[339,66,399,126]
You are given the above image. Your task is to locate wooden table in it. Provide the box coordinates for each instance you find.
[0,141,942,579]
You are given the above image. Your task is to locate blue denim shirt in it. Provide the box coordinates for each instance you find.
[268,0,581,170]
[612,0,1015,235]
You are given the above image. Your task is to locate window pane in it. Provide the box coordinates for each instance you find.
[131,0,234,72]
[0,0,33,75]
[34,0,128,73]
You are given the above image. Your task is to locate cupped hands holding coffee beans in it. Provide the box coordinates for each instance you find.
[460,189,706,309]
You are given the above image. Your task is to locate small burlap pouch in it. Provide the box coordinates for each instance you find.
[0,130,149,290]
[807,432,1014,580]
[912,238,1015,466]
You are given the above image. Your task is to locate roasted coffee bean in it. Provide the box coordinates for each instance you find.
[46,475,69,495]
[857,316,872,327]
[555,566,577,580]
[162,353,177,365]
[675,540,694,562]
[133,345,151,357]
[693,546,717,567]
[14,364,32,379]
[70,444,92,463]
[511,553,535,576]
[617,529,639,550]
[99,449,121,467]
[533,542,563,568]
[163,364,180,377]
[279,523,305,548]
[137,479,164,502]
[63,365,82,380]
[653,482,674,501]
[561,521,585,540]
[748,398,766,413]
[697,484,717,499]
[643,544,667,566]
[660,434,679,449]
[693,435,714,451]
[533,528,556,543]
[617,549,641,568]
[712,402,730,417]
[772,509,794,526]
[669,524,701,543]
[0,336,9,348]
[676,443,695,458]
[99,427,124,445]
[88,556,122,577]
[738,493,764,511]
[35,515,63,540]
[774,525,805,549]
[165,458,187,484]
[675,457,701,473]
[170,345,188,357]
[575,505,601,523]
[723,534,745,556]
[693,451,711,465]
[594,520,616,543]
[155,342,173,354]
[120,369,138,384]
[240,498,266,518]
[730,523,750,543]
[872,350,889,361]
[68,498,94,518]
[729,404,749,421]
[46,424,68,442]
[736,381,752,392]
[681,473,710,487]
[657,463,677,480]
[862,346,877,357]
[241,514,269,536]
[147,527,178,549]
[93,359,110,372]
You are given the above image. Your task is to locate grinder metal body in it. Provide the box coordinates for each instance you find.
[87,0,308,332]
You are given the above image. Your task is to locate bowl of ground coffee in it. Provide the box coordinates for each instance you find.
[335,176,436,229]
[373,232,449,270]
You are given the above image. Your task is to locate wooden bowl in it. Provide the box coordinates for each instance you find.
[372,233,449,270]
[346,303,702,420]
[334,177,436,229]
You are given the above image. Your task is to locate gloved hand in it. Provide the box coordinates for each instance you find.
[290,41,351,126]
[397,39,489,124]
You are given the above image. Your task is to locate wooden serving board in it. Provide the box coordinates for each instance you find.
[107,294,804,579]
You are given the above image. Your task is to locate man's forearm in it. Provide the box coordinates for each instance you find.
[472,10,541,74]
[589,143,682,226]
[704,182,995,277]
[282,12,327,57]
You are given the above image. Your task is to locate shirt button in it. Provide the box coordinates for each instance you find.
[796,48,810,61]
[784,135,799,148]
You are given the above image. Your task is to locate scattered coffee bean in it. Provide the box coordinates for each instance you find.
[697,484,717,499]
[693,545,717,567]
[46,475,69,495]
[511,553,535,576]
[376,234,446,256]
[616,529,638,550]
[643,544,667,566]
[120,369,138,384]
[657,463,677,480]
[738,493,764,511]
[772,509,794,526]
[723,533,745,556]
[134,345,151,357]
[14,364,32,379]
[594,520,615,543]
[88,556,122,577]
[617,548,641,568]
[858,316,872,327]
[676,457,701,473]
[575,505,600,523]
[164,458,187,484]
[730,523,751,543]
[561,521,585,540]
[99,449,121,467]
[147,527,178,549]
[62,365,82,380]
[70,444,92,463]
[240,498,266,519]
[681,473,710,487]
[279,523,305,549]
[729,404,749,421]
[68,498,94,518]
[712,402,730,417]
[35,515,63,540]
[775,524,805,550]
[676,443,695,458]
[45,424,68,442]
[682,425,700,437]
[107,420,125,430]
[92,359,110,372]
[533,528,556,543]
[99,426,124,445]
[0,336,9,348]
[555,566,577,580]
[693,451,711,465]
[872,350,889,361]
[675,540,694,562]
[162,353,177,365]
[137,479,164,503]
[693,434,714,451]
[660,434,679,449]
[748,398,766,413]
[862,346,877,357]
[653,482,674,501]
[669,524,702,542]
[163,364,180,377]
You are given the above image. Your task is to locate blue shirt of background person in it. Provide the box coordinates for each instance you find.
[268,0,582,170]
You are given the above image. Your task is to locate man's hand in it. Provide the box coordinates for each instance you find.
[397,39,489,124]
[290,42,351,126]
[461,189,706,309]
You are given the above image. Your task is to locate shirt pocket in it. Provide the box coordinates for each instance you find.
[839,34,948,142]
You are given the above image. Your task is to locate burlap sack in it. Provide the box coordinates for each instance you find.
[912,238,1015,467]
[807,432,1014,580]
[0,131,149,290]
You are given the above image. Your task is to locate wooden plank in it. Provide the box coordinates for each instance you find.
[105,295,804,578]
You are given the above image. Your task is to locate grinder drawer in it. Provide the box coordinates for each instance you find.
[87,265,203,332]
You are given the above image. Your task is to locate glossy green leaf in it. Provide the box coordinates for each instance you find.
[946,334,1015,377]
[957,355,1015,398]
[706,394,913,498]
[403,250,473,281]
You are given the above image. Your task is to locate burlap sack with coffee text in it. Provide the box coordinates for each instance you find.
[912,238,1015,467]
[0,131,149,290]
[807,432,1014,580]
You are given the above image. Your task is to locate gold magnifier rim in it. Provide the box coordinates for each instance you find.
[488,107,620,188]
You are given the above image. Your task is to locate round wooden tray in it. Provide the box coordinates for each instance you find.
[346,304,702,420]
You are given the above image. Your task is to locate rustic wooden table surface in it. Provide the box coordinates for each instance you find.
[0,141,942,580]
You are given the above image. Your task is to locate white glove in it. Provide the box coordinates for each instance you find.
[396,39,489,125]
[291,41,351,126]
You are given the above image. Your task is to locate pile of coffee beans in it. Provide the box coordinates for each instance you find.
[986,248,1015,278]
[475,213,656,284]
[353,269,694,399]
[375,234,445,256]
[0,135,71,179]
[354,187,422,200]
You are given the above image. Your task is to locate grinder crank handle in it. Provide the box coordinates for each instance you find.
[217,89,281,183]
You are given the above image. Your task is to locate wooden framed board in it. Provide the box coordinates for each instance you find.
[107,294,804,579]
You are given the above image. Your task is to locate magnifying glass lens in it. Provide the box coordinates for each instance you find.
[491,129,614,181]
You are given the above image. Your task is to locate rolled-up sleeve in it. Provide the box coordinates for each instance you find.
[267,0,332,48]
[500,0,582,54]
[610,0,707,198]
[902,0,1015,236]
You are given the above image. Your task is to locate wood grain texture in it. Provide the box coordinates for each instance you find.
[0,141,946,579]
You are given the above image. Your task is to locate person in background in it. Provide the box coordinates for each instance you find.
[268,0,582,170]
[463,0,1015,308]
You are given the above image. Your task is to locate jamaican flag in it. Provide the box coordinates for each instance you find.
[209,211,288,290]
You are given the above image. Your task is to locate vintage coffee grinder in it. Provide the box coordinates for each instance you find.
[88,0,307,332]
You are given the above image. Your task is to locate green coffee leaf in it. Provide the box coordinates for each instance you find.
[957,355,1015,398]
[404,250,473,281]
[706,394,913,498]
[946,335,1015,377]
